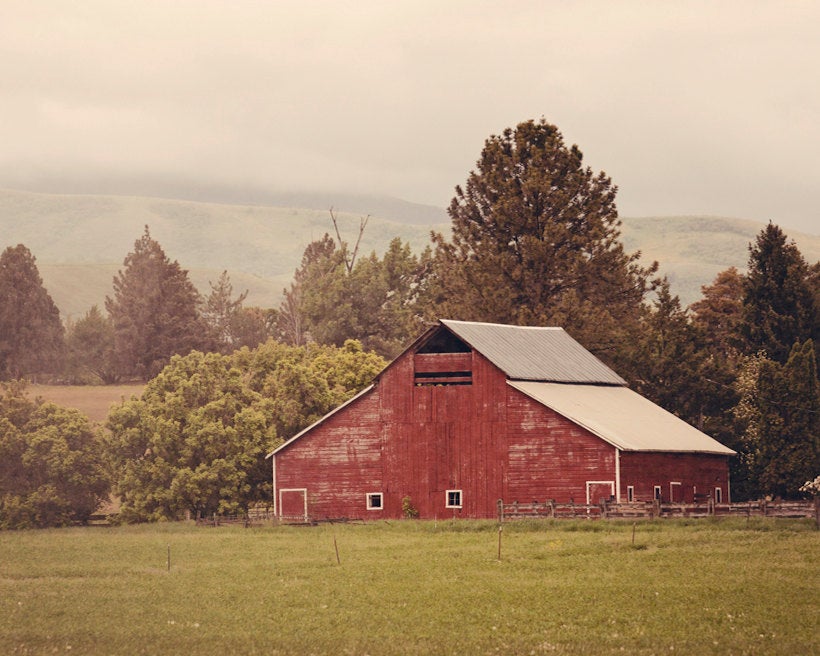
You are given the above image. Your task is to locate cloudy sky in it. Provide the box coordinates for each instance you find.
[2,1,818,233]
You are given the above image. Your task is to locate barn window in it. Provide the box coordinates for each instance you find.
[627,486,634,502]
[446,490,462,508]
[714,487,723,503]
[366,493,383,510]
[653,485,662,501]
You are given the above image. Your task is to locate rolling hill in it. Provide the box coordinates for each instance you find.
[1,188,818,318]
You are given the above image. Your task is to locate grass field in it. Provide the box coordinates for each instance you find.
[25,384,145,423]
[1,519,817,655]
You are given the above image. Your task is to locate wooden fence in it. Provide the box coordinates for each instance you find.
[195,508,275,527]
[497,498,819,523]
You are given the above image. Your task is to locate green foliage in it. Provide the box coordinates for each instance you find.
[0,244,64,380]
[756,340,820,498]
[732,342,820,500]
[107,351,277,522]
[105,226,209,380]
[280,234,427,359]
[630,281,713,428]
[401,495,419,519]
[740,223,817,364]
[428,118,657,365]
[63,305,118,384]
[0,381,110,528]
[201,270,250,354]
[107,341,387,522]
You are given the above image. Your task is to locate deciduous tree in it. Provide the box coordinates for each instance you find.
[107,340,386,522]
[0,381,110,528]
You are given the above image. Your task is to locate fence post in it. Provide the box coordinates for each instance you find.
[497,499,504,524]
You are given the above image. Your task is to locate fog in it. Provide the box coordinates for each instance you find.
[1,1,818,233]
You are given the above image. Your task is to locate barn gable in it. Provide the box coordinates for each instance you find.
[269,320,735,520]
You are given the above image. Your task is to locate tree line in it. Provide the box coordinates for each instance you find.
[1,118,817,526]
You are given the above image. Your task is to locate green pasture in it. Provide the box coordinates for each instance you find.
[1,519,817,655]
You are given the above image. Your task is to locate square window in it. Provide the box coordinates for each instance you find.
[446,489,462,508]
[366,492,383,510]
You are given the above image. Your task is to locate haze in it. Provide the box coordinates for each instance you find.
[1,1,818,234]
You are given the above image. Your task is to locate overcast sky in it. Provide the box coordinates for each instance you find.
[2,1,818,233]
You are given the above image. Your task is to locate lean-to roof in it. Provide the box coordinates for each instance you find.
[441,320,626,385]
[509,381,736,455]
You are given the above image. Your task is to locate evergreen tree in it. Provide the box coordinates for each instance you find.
[63,305,118,384]
[105,227,208,380]
[202,270,249,354]
[630,281,710,428]
[690,266,745,357]
[740,223,816,365]
[428,118,657,364]
[280,235,426,359]
[0,245,64,380]
[757,340,820,498]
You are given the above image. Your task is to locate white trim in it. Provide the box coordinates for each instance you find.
[585,480,615,505]
[366,492,383,510]
[626,485,635,502]
[715,487,723,504]
[653,485,662,501]
[445,489,462,508]
[669,481,682,503]
[615,448,621,502]
[272,457,277,516]
[279,488,308,522]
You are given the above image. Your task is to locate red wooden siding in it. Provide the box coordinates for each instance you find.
[619,452,731,503]
[506,386,617,505]
[273,343,733,519]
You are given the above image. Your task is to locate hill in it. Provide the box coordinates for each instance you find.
[1,188,818,316]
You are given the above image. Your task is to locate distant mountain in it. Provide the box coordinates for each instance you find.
[1,188,818,319]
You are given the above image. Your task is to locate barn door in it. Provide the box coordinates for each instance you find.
[586,481,615,505]
[279,488,308,523]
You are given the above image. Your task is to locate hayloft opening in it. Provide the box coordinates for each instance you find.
[414,328,473,386]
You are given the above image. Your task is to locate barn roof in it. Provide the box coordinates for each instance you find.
[509,381,736,455]
[440,320,627,385]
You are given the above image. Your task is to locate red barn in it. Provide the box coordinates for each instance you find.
[268,320,735,521]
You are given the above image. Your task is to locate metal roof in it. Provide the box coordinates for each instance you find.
[509,381,736,455]
[440,320,626,385]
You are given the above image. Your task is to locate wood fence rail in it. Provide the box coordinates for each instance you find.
[497,498,819,523]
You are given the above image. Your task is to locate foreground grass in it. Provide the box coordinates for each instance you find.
[1,519,817,655]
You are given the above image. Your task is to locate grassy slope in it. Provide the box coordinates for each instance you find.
[2,189,819,316]
[0,520,817,655]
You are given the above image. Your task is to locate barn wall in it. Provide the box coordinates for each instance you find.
[274,391,383,520]
[380,350,508,519]
[506,386,617,504]
[619,452,731,503]
[273,339,732,520]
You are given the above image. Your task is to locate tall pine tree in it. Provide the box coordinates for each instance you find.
[428,118,657,364]
[740,223,816,365]
[105,227,207,380]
